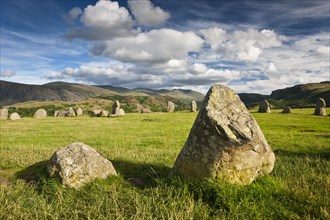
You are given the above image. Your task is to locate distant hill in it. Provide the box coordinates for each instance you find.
[239,81,330,109]
[1,80,329,112]
[0,80,205,113]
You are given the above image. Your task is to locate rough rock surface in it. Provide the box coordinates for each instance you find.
[314,98,327,116]
[191,101,197,112]
[169,84,275,185]
[112,101,120,114]
[76,108,83,116]
[141,108,151,113]
[258,100,271,113]
[0,109,8,120]
[92,110,102,116]
[9,112,20,120]
[54,110,59,117]
[282,106,292,113]
[66,107,76,117]
[167,101,175,112]
[47,142,117,189]
[100,110,109,117]
[56,110,67,117]
[34,109,47,118]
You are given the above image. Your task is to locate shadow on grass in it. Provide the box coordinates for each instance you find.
[111,159,171,188]
[274,149,330,160]
[15,160,49,185]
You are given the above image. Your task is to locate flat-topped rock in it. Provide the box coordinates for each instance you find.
[47,142,117,189]
[169,84,275,185]
[34,109,47,118]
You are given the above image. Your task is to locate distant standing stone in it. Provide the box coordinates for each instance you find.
[191,100,197,112]
[100,110,109,117]
[169,84,275,185]
[33,109,47,118]
[282,106,292,113]
[76,107,83,116]
[112,101,120,114]
[0,109,8,120]
[9,112,20,120]
[258,100,271,113]
[314,98,327,116]
[54,110,59,117]
[141,108,151,113]
[167,101,175,112]
[56,110,67,117]
[66,107,76,117]
[92,110,102,117]
[47,142,117,189]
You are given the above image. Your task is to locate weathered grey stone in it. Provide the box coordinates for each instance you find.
[56,110,67,117]
[0,109,8,120]
[100,110,109,117]
[66,107,76,117]
[191,100,197,112]
[47,142,117,189]
[33,109,47,118]
[141,108,151,113]
[169,84,275,185]
[92,110,102,117]
[110,108,125,117]
[9,112,20,120]
[54,110,59,117]
[76,108,83,116]
[314,98,327,116]
[167,101,175,112]
[282,106,292,113]
[112,101,120,114]
[258,100,271,113]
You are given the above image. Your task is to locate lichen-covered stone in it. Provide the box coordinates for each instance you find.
[282,106,292,113]
[0,109,8,120]
[169,84,275,185]
[9,112,20,120]
[48,142,117,189]
[34,109,47,118]
[314,98,327,116]
[167,101,175,112]
[76,108,83,116]
[191,100,197,112]
[258,100,271,113]
[112,101,120,114]
[66,107,76,117]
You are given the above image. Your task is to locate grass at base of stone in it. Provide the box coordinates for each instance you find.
[0,109,329,219]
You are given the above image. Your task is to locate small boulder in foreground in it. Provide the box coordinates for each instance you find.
[47,142,117,189]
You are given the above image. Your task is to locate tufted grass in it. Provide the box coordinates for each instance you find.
[0,108,329,219]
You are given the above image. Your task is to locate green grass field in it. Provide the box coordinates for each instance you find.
[1,108,329,219]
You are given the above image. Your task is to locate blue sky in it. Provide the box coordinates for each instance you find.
[1,0,329,94]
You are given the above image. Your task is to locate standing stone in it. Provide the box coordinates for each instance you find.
[0,109,8,120]
[141,108,151,113]
[76,108,83,116]
[56,110,67,117]
[9,112,20,120]
[112,101,120,114]
[314,98,327,116]
[100,110,109,117]
[92,110,102,117]
[47,142,117,189]
[258,100,271,113]
[282,106,292,113]
[167,101,175,112]
[54,110,59,117]
[191,100,197,112]
[66,107,76,117]
[169,84,275,185]
[33,109,47,118]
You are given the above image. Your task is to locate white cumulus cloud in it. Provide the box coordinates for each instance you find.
[66,0,138,40]
[128,0,170,26]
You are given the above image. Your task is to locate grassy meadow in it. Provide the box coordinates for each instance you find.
[0,108,329,219]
